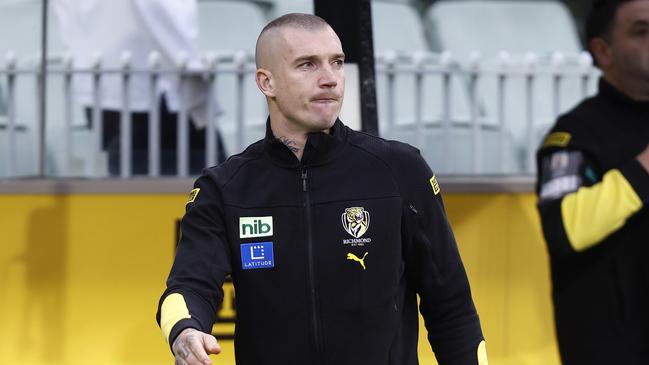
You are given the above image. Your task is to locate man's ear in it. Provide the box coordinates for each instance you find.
[255,68,275,98]
[589,37,612,69]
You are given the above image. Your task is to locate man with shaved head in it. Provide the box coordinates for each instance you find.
[253,13,346,156]
[157,13,486,365]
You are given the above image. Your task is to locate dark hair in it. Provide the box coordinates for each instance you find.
[585,0,634,67]
[255,13,331,67]
[260,13,329,35]
[585,0,633,42]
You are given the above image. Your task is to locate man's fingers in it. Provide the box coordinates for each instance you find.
[171,329,221,365]
[202,334,221,355]
[187,333,213,365]
[173,329,210,365]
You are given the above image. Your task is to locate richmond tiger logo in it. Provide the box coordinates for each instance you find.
[341,207,370,238]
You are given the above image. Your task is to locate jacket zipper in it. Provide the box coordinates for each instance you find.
[302,167,322,353]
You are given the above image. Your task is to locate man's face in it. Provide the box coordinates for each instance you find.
[605,1,649,88]
[264,26,345,132]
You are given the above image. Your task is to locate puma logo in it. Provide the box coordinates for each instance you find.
[347,252,368,270]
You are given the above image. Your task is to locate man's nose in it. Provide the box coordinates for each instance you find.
[318,65,338,88]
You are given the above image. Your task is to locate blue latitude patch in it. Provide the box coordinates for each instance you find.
[240,242,275,270]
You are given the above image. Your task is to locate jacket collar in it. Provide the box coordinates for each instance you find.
[599,77,649,110]
[263,117,348,167]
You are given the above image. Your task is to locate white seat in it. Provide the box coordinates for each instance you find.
[372,1,439,133]
[426,0,595,172]
[372,1,429,53]
[426,0,582,59]
[372,0,473,131]
[372,1,515,173]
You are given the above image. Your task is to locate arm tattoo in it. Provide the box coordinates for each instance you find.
[180,333,197,359]
[278,136,300,153]
[173,332,193,360]
[177,344,190,360]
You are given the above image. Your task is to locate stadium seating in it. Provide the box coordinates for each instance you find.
[426,0,598,172]
[0,0,599,177]
[372,0,517,173]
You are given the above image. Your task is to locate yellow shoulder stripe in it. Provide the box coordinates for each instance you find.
[543,132,571,148]
[160,293,191,343]
[478,340,489,365]
[561,169,643,251]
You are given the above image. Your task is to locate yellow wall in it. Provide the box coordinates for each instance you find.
[441,194,561,365]
[0,192,560,365]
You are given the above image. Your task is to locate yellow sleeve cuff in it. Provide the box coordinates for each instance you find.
[478,340,489,365]
[160,293,191,343]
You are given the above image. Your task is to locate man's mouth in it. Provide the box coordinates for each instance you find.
[311,96,339,103]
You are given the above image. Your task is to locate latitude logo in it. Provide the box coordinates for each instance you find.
[341,207,370,238]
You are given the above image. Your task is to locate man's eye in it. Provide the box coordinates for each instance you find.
[333,60,344,67]
[299,62,314,69]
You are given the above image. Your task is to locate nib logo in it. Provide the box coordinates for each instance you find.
[239,216,273,238]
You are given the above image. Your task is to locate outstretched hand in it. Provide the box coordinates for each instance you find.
[172,328,221,365]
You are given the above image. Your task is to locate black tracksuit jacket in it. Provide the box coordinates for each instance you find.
[536,79,649,364]
[157,119,484,364]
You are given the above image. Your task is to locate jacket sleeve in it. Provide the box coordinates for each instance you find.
[536,131,649,257]
[399,150,486,365]
[156,173,232,349]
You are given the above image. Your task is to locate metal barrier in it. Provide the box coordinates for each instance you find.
[375,50,600,174]
[0,50,263,178]
[0,50,599,178]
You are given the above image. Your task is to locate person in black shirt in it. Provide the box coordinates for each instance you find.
[157,13,487,365]
[536,1,649,363]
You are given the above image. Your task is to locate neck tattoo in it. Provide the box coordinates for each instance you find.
[278,136,300,153]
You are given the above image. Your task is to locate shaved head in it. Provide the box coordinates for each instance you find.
[255,13,331,69]
[253,12,345,141]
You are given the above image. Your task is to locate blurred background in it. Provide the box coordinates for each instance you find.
[0,0,597,364]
